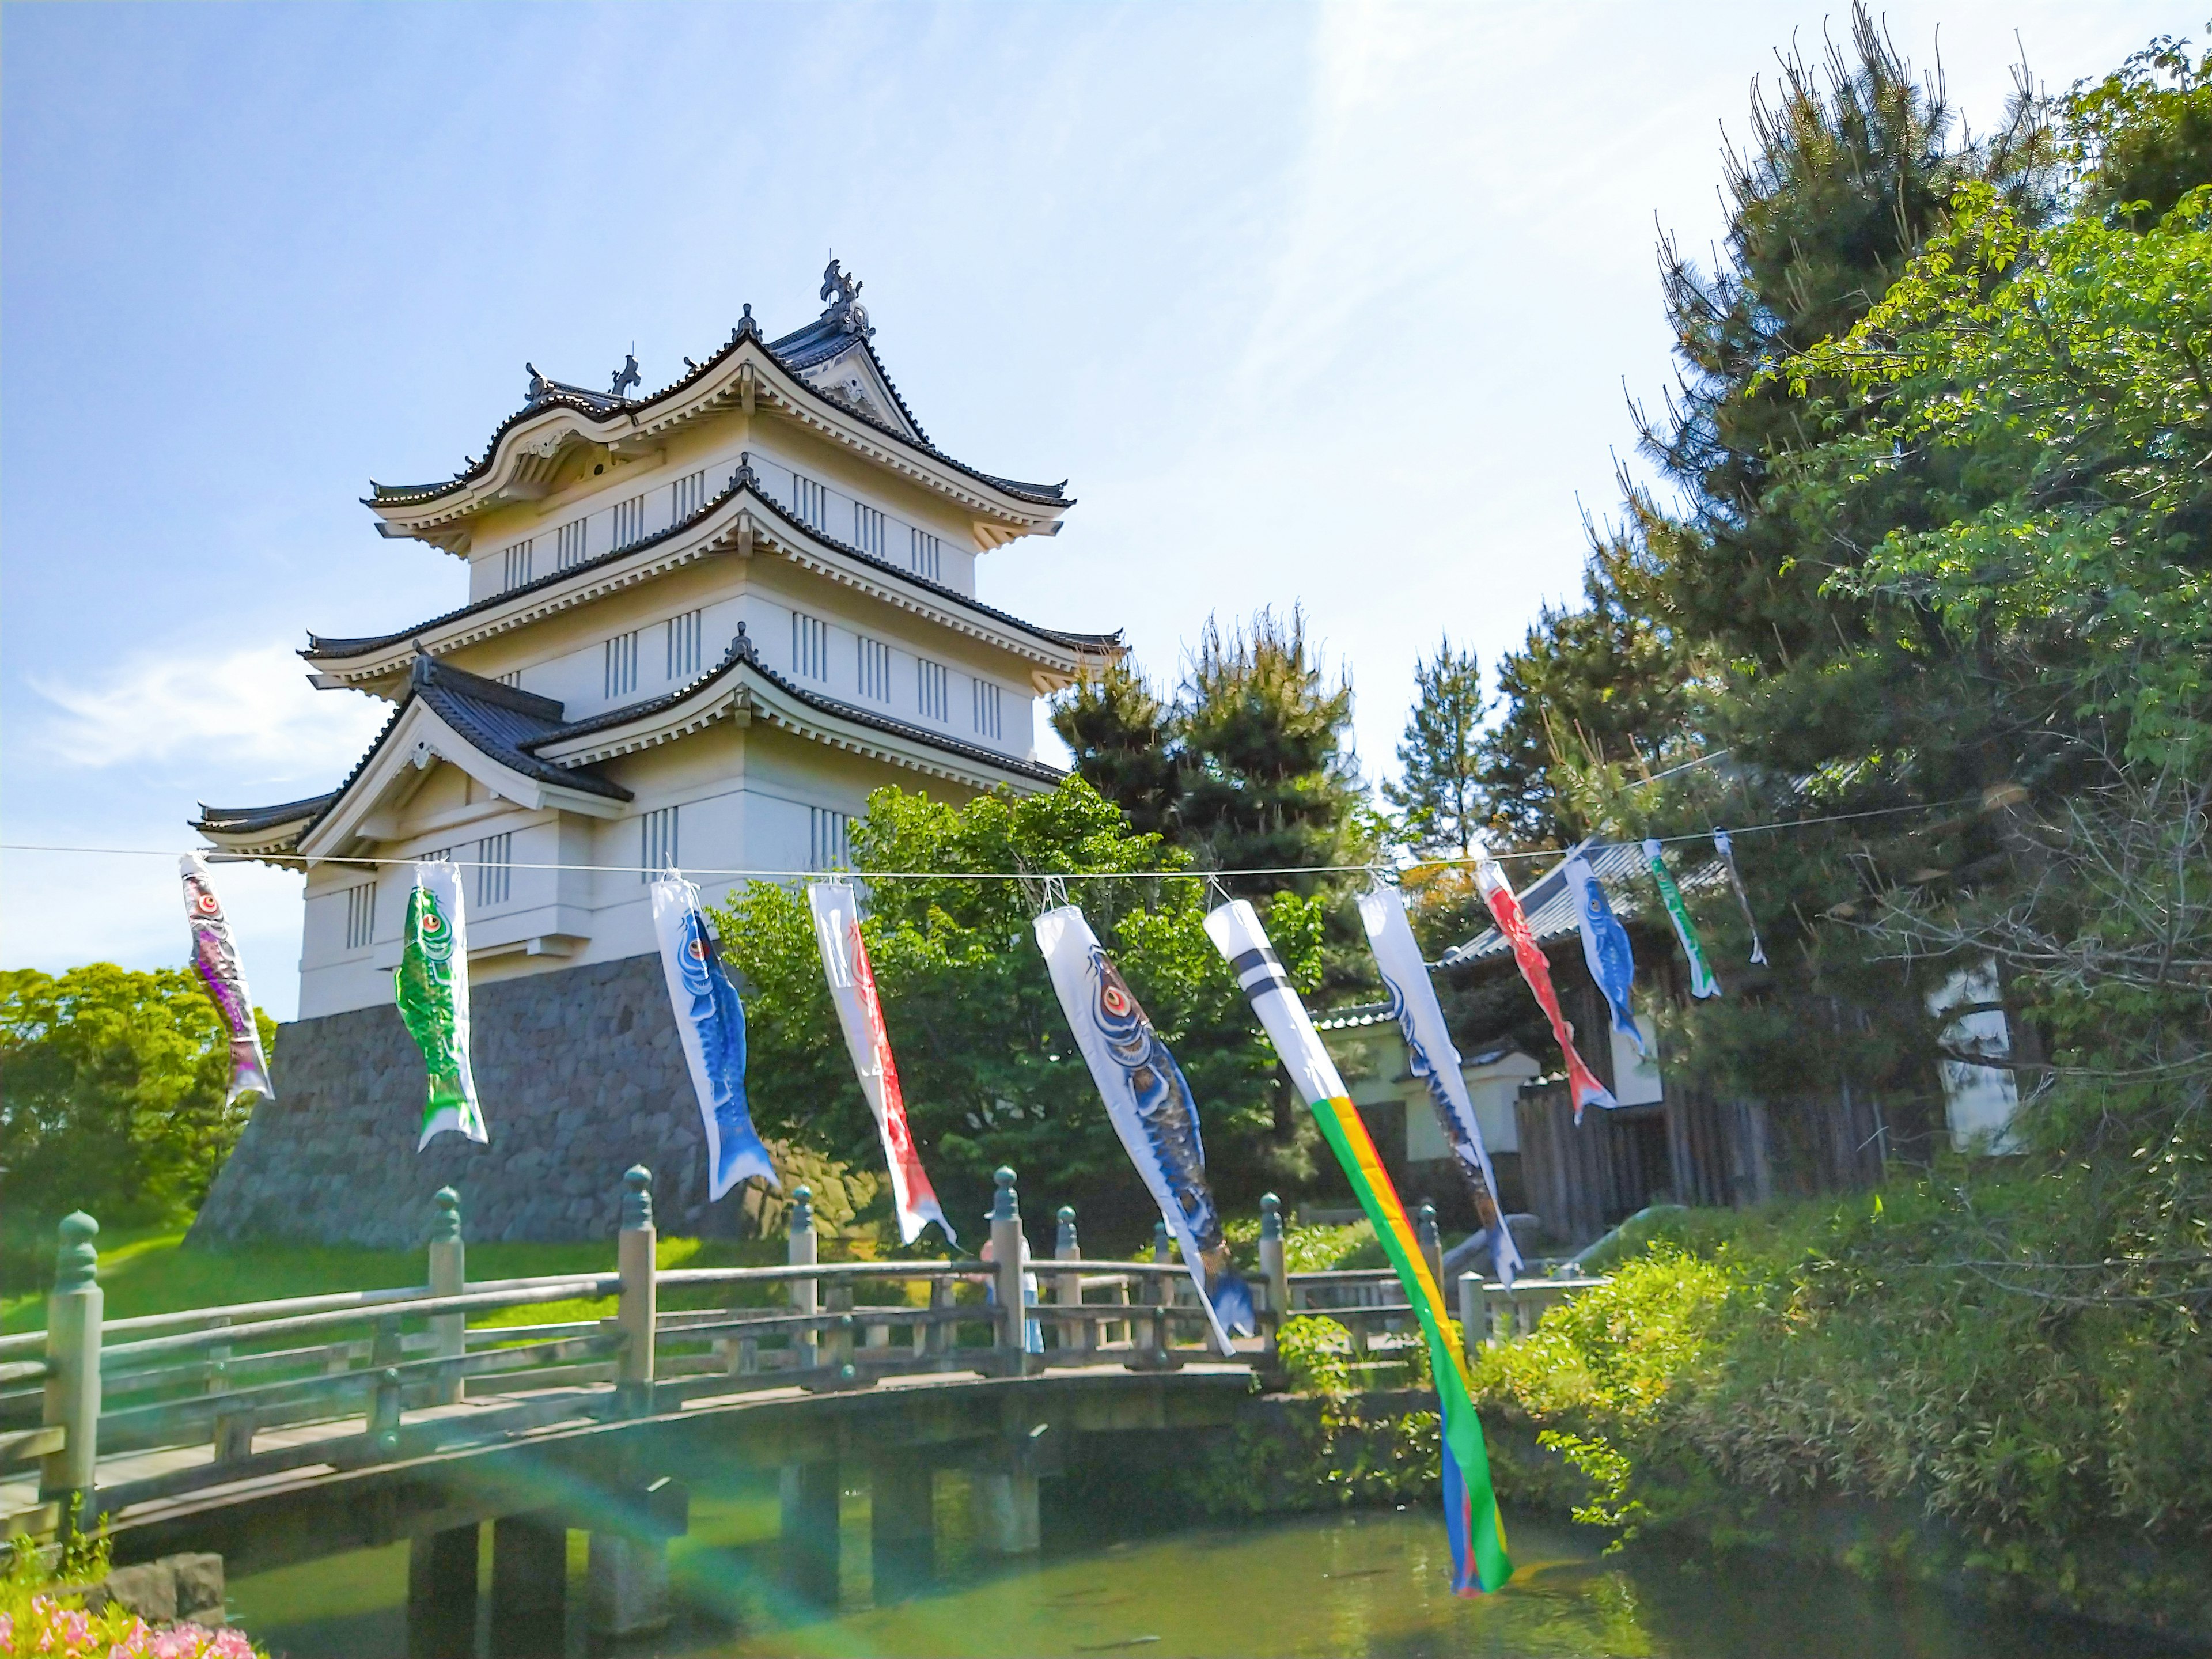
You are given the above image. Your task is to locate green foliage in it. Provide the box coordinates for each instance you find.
[3,1533,267,1655]
[711,778,1328,1241]
[1470,1171,2212,1626]
[1171,607,1373,897]
[1382,634,1487,857]
[0,965,274,1247]
[1048,659,1181,838]
[2069,32,2212,228]
[1054,609,1372,897]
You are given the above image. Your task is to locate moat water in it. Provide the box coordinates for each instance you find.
[225,1471,2191,1659]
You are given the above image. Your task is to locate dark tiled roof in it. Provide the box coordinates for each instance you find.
[192,793,339,836]
[407,657,628,800]
[365,295,1072,512]
[1442,841,1726,965]
[307,467,1122,668]
[540,623,1066,787]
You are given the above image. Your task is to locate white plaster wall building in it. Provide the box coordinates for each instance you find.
[188,267,1122,1245]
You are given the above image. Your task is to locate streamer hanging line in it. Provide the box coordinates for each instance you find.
[1643,839,1720,999]
[650,874,778,1201]
[808,881,953,1245]
[1033,903,1255,1351]
[396,861,487,1149]
[1356,882,1525,1285]
[1713,827,1768,966]
[179,852,274,1104]
[1205,897,1512,1596]
[1563,845,1645,1057]
[1474,842,1616,1121]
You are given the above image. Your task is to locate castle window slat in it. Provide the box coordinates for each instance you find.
[555,518,589,569]
[972,679,1003,741]
[791,613,830,681]
[808,806,850,872]
[640,806,679,881]
[854,502,886,557]
[857,636,892,703]
[916,658,949,722]
[672,468,708,521]
[908,528,942,582]
[475,832,513,908]
[666,609,703,681]
[502,539,534,593]
[792,473,830,532]
[343,882,377,952]
[611,493,647,550]
[604,630,639,699]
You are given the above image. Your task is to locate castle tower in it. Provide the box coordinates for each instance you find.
[189,267,1119,1244]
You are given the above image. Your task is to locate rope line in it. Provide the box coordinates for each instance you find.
[0,796,1981,882]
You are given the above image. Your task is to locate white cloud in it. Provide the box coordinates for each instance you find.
[31,643,388,777]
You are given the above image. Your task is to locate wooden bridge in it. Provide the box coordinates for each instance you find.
[1,1167,1599,1640]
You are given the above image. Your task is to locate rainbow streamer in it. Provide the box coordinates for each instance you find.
[1204,899,1512,1596]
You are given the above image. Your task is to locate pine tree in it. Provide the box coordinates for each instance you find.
[1051,660,1181,836]
[1382,635,1486,857]
[1174,607,1371,895]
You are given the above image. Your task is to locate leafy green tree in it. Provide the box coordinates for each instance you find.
[2069,33,2212,228]
[712,779,1326,1245]
[1383,635,1487,858]
[1,965,272,1244]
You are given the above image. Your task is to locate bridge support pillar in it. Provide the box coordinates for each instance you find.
[488,1510,566,1654]
[586,1529,669,1640]
[780,1459,842,1604]
[406,1524,478,1658]
[973,1463,1040,1556]
[869,1453,934,1600]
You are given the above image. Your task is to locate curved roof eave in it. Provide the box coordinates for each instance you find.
[363,320,1072,533]
[303,471,1124,688]
[533,625,1064,789]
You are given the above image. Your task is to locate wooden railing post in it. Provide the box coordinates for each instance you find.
[1054,1206,1085,1357]
[989,1168,1025,1367]
[427,1186,467,1406]
[41,1212,101,1530]
[1417,1202,1444,1294]
[1141,1220,1171,1365]
[788,1186,818,1370]
[1458,1271,1484,1362]
[618,1166,657,1413]
[1257,1194,1287,1358]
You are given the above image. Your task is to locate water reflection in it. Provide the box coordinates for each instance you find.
[229,1490,2187,1659]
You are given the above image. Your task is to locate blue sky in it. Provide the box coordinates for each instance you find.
[0,1,2177,1018]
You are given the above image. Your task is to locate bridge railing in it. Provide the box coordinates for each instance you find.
[0,1166,1605,1543]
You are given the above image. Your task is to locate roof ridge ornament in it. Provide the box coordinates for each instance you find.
[525,362,551,404]
[725,620,758,666]
[610,350,641,400]
[734,302,759,343]
[729,450,760,493]
[820,259,871,338]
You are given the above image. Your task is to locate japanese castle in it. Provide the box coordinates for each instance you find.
[196,264,1119,1026]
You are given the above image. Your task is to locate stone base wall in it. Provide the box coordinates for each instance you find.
[189,953,736,1248]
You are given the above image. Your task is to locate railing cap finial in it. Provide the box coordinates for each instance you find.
[1055,1205,1078,1252]
[990,1166,1018,1224]
[1260,1193,1283,1240]
[790,1185,815,1236]
[622,1165,654,1231]
[54,1211,98,1293]
[432,1186,462,1243]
